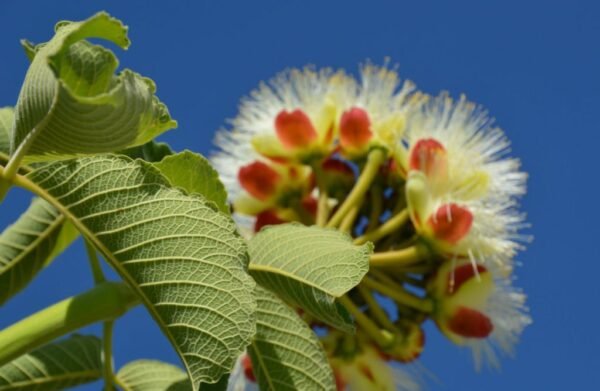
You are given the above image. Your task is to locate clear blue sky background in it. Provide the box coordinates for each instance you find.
[0,1,597,390]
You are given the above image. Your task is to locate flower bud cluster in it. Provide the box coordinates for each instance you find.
[213,62,531,389]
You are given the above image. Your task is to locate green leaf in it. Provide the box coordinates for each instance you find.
[20,39,43,62]
[248,285,335,391]
[24,155,256,387]
[0,334,101,390]
[248,223,371,332]
[154,151,229,214]
[116,360,191,391]
[122,140,174,163]
[0,107,13,155]
[11,12,176,162]
[0,197,76,306]
[199,376,228,391]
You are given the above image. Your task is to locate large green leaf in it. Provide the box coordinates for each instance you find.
[116,360,191,391]
[0,197,76,306]
[154,151,229,214]
[248,285,335,391]
[23,155,256,387]
[0,107,12,156]
[11,12,176,162]
[0,334,101,391]
[248,223,371,332]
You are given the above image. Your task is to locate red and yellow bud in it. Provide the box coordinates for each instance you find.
[428,260,495,344]
[331,344,407,391]
[321,157,356,194]
[339,107,373,155]
[241,353,256,383]
[238,161,281,201]
[386,322,425,363]
[254,209,287,232]
[406,171,475,252]
[408,138,447,180]
[275,109,319,150]
[427,203,473,245]
[251,106,338,163]
[236,160,314,219]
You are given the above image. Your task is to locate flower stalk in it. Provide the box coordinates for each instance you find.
[355,209,409,245]
[369,244,425,268]
[326,148,386,228]
[362,275,433,313]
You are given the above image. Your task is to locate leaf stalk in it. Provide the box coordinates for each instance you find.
[0,282,139,367]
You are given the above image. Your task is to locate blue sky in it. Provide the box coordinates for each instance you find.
[0,0,598,389]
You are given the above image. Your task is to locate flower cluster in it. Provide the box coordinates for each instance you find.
[213,62,531,389]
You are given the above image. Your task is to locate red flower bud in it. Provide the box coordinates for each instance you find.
[448,306,494,338]
[340,107,373,151]
[448,263,488,294]
[409,138,447,178]
[238,161,281,201]
[275,109,318,149]
[242,354,256,382]
[428,203,473,244]
[254,209,286,232]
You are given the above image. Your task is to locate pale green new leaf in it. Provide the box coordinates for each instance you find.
[0,197,76,306]
[248,223,372,332]
[0,107,13,156]
[25,155,256,387]
[116,360,191,391]
[154,151,229,214]
[0,334,101,391]
[248,285,335,391]
[11,12,176,162]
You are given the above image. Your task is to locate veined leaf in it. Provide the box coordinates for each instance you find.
[248,285,335,391]
[154,151,229,214]
[116,360,191,391]
[11,12,176,162]
[0,334,101,391]
[23,155,256,387]
[0,107,12,156]
[0,197,76,306]
[248,223,371,332]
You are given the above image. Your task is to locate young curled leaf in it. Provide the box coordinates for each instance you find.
[11,12,176,162]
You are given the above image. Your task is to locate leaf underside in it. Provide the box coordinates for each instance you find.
[248,285,335,391]
[116,360,191,391]
[154,150,229,214]
[0,197,76,306]
[0,107,12,155]
[249,223,371,332]
[0,334,101,391]
[26,155,256,387]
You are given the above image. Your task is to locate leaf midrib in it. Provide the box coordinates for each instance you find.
[11,172,193,384]
[0,369,100,390]
[0,212,64,272]
[249,264,340,297]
